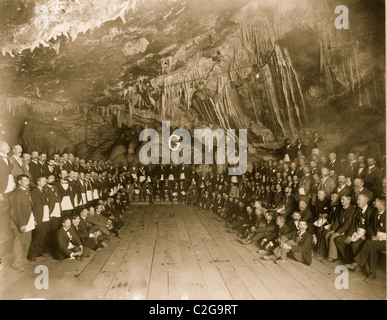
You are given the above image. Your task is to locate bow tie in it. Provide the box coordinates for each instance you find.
[61,181,68,185]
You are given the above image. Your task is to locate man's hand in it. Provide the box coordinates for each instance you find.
[251,226,256,232]
[345,236,352,244]
[19,226,26,233]
[324,224,331,230]
[312,235,318,246]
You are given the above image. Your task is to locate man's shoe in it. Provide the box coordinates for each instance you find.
[345,262,360,271]
[364,275,376,283]
[262,255,277,261]
[258,250,268,255]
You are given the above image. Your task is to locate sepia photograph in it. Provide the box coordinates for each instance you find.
[0,0,386,303]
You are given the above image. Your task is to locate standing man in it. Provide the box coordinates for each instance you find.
[29,151,42,182]
[0,141,16,265]
[9,145,24,182]
[28,176,50,260]
[55,170,74,217]
[364,158,383,198]
[10,175,35,272]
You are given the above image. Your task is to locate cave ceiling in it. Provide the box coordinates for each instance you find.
[0,0,385,157]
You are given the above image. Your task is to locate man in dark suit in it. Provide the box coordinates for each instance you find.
[56,217,84,260]
[346,197,386,282]
[299,200,314,224]
[72,212,101,251]
[9,175,35,272]
[335,194,375,263]
[294,138,308,159]
[318,167,336,198]
[55,170,75,217]
[276,186,297,221]
[343,153,359,182]
[328,153,341,174]
[21,153,34,186]
[271,219,313,265]
[356,155,367,180]
[364,158,383,197]
[28,176,50,260]
[298,166,313,204]
[261,215,291,255]
[43,158,59,179]
[323,194,356,262]
[334,174,353,199]
[352,178,374,204]
[280,139,294,162]
[29,151,42,182]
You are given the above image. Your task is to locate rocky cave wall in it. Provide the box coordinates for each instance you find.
[0,0,385,165]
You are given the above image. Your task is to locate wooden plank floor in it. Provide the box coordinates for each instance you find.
[0,205,386,300]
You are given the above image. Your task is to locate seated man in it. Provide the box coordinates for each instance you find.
[187,186,199,206]
[270,219,313,265]
[88,205,119,238]
[247,211,277,245]
[335,193,374,263]
[56,217,84,260]
[72,211,105,251]
[261,215,291,255]
[276,187,297,221]
[346,197,386,282]
[322,194,356,262]
[236,205,256,238]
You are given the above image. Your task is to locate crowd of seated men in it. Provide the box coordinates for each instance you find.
[0,137,385,283]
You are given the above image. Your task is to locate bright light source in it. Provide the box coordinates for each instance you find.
[54,117,57,121]
[256,73,260,79]
[1,131,5,134]
[25,121,28,125]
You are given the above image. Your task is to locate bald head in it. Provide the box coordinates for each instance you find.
[0,141,10,155]
[12,145,22,157]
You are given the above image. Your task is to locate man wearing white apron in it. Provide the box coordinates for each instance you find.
[28,176,50,260]
[46,174,62,254]
[55,170,74,217]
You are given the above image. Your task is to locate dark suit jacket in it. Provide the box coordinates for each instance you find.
[367,211,386,238]
[30,187,49,225]
[29,160,42,181]
[0,157,13,194]
[334,185,353,199]
[266,224,291,243]
[349,205,376,237]
[74,219,98,250]
[56,227,83,259]
[364,166,383,197]
[300,207,314,224]
[10,187,33,229]
[343,161,359,181]
[331,205,356,235]
[289,230,314,266]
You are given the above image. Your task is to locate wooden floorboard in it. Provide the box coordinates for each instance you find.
[0,205,385,300]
